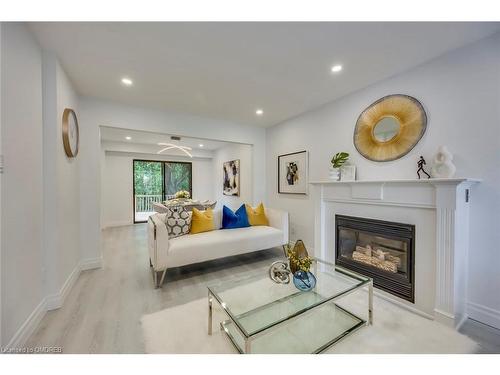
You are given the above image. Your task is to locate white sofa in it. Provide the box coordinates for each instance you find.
[147,207,289,287]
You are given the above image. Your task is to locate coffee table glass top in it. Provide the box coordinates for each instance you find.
[207,258,370,337]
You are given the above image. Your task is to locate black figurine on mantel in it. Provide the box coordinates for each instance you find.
[417,156,431,179]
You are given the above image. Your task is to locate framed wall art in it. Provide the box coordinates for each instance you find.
[278,151,308,194]
[340,165,356,181]
[223,159,240,196]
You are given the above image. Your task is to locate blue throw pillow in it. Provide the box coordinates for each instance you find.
[222,204,250,229]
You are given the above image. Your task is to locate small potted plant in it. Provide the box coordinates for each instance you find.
[330,152,349,181]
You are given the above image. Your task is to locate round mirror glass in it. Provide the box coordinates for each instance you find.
[373,116,400,142]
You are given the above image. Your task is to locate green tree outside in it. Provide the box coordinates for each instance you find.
[133,161,163,195]
[165,162,192,195]
[133,160,192,197]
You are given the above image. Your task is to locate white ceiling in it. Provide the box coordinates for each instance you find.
[30,22,500,127]
[100,126,231,151]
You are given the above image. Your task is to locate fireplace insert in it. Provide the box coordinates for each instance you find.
[335,215,415,302]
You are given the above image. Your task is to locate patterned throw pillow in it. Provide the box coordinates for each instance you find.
[164,206,192,238]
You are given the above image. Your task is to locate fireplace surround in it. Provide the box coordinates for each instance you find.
[311,178,480,328]
[335,215,415,302]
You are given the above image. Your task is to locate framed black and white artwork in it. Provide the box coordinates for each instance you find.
[278,151,308,194]
[223,159,240,196]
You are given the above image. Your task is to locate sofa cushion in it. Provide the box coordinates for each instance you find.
[163,206,192,238]
[222,204,250,229]
[212,208,223,229]
[190,207,215,234]
[168,226,284,267]
[245,203,269,226]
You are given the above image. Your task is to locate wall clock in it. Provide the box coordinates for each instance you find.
[62,108,79,158]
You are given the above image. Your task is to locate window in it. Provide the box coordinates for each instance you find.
[133,160,193,222]
[164,162,192,197]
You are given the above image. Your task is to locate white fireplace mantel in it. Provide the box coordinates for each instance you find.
[310,178,480,328]
[310,178,482,184]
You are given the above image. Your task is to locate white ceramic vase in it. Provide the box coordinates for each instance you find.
[430,146,456,178]
[329,167,341,181]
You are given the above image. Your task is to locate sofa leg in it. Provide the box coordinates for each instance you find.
[152,269,167,288]
[159,269,167,287]
[153,270,159,288]
[149,258,152,268]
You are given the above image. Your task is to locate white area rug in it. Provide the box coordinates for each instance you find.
[141,279,478,354]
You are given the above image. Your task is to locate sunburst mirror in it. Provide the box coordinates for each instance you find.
[353,94,427,162]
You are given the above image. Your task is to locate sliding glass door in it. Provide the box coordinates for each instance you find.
[164,162,192,198]
[133,160,164,223]
[133,160,193,223]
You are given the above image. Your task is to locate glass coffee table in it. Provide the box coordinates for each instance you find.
[207,258,373,354]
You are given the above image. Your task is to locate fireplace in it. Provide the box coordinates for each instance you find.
[335,215,415,302]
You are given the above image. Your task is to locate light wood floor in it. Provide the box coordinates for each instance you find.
[26,224,500,353]
[26,224,283,353]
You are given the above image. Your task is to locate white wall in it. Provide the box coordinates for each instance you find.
[55,59,81,292]
[213,143,253,210]
[102,150,215,227]
[102,152,131,227]
[42,52,81,305]
[0,20,3,345]
[79,98,267,265]
[1,23,45,346]
[266,33,500,327]
[1,24,87,347]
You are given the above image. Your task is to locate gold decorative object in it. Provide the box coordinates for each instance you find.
[62,108,79,158]
[353,94,427,162]
[285,240,312,273]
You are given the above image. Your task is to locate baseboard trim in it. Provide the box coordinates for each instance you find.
[339,282,436,321]
[468,301,500,329]
[434,308,455,327]
[373,289,435,321]
[5,298,47,349]
[5,256,103,348]
[102,221,132,229]
[456,313,469,331]
[79,256,102,271]
[46,264,81,311]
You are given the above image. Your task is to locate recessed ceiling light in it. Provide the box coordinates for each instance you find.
[331,65,343,73]
[121,77,133,86]
[199,144,204,148]
[255,109,264,116]
[125,136,132,140]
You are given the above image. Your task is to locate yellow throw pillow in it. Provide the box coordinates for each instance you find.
[190,207,215,234]
[245,203,269,226]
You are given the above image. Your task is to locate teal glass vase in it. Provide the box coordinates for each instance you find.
[293,270,316,292]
